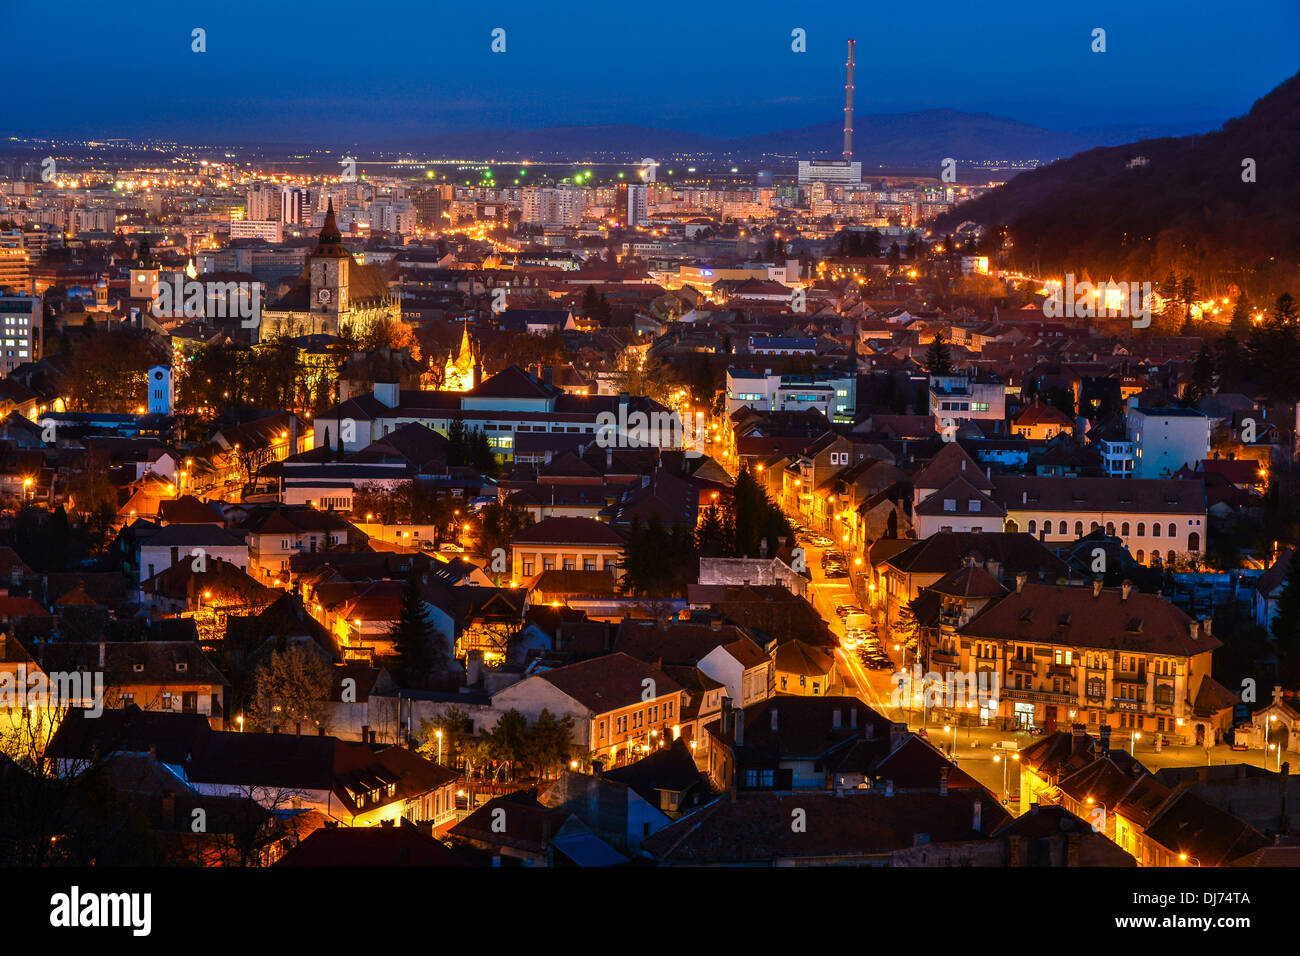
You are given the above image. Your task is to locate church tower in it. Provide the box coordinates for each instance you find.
[444,321,476,391]
[309,199,350,334]
[129,238,160,299]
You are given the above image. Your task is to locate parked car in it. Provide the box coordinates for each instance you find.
[808,533,835,549]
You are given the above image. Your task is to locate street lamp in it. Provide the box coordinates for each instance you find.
[993,752,1019,804]
[435,729,443,764]
[944,723,956,758]
[237,715,244,733]
[1131,730,1141,754]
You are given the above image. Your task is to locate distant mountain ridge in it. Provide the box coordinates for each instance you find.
[387,110,1210,165]
[934,70,1300,297]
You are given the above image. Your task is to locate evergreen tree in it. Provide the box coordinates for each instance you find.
[387,573,443,687]
[925,331,954,375]
[695,504,728,558]
[1270,551,1300,667]
[1186,342,1217,404]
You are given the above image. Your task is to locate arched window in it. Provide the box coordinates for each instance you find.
[1027,520,1037,534]
[1167,549,1176,566]
[1137,522,1145,537]
[1152,523,1161,537]
[1167,523,1177,537]
[1121,522,1130,536]
[1188,532,1200,551]
[1090,521,1101,533]
[1105,522,1115,536]
[1074,521,1084,536]
[1004,519,1019,533]
[1059,520,1068,535]
[1136,549,1144,563]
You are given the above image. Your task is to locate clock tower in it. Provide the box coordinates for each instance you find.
[309,199,349,333]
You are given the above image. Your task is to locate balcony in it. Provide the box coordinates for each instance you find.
[1001,687,1076,705]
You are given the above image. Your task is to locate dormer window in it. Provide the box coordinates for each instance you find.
[132,663,145,674]
[176,662,188,674]
[943,499,956,512]
[968,500,980,512]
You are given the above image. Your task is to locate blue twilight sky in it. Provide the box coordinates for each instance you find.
[7,0,1299,144]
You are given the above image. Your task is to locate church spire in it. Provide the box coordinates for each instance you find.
[315,198,346,257]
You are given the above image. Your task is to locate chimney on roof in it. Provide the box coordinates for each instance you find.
[1022,490,1027,505]
[939,766,949,797]
[734,707,744,746]
[1121,580,1133,601]
[98,642,106,668]
[1190,620,1199,641]
[972,799,982,832]
[1071,722,1086,750]
[1015,573,1027,593]
[1203,616,1212,636]
[1098,725,1111,755]
[720,694,732,732]
[1092,578,1103,598]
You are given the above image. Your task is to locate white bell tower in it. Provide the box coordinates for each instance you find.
[147,365,174,416]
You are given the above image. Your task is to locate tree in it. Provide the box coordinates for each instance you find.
[251,643,332,733]
[418,706,474,767]
[925,331,954,375]
[526,709,576,779]
[387,573,446,687]
[488,709,530,781]
[1186,342,1218,404]
[479,498,533,570]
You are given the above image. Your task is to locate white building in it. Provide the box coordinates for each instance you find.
[929,373,1006,430]
[797,160,862,184]
[147,365,174,416]
[521,187,585,227]
[281,186,310,226]
[626,184,649,227]
[1127,406,1211,479]
[229,218,284,242]
[726,368,856,423]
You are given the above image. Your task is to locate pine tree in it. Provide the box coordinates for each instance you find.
[387,573,443,687]
[925,331,954,375]
[1186,342,1217,404]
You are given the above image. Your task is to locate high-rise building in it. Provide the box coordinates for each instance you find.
[0,248,31,293]
[412,187,443,229]
[281,186,310,226]
[625,183,649,227]
[0,292,41,374]
[246,182,274,221]
[520,187,585,227]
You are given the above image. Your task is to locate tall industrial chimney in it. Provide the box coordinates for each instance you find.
[843,39,856,163]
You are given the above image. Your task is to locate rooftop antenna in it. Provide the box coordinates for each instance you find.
[843,39,856,163]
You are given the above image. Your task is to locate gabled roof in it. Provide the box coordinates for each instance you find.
[158,495,226,526]
[277,822,466,867]
[912,442,993,492]
[960,582,1218,656]
[531,652,681,714]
